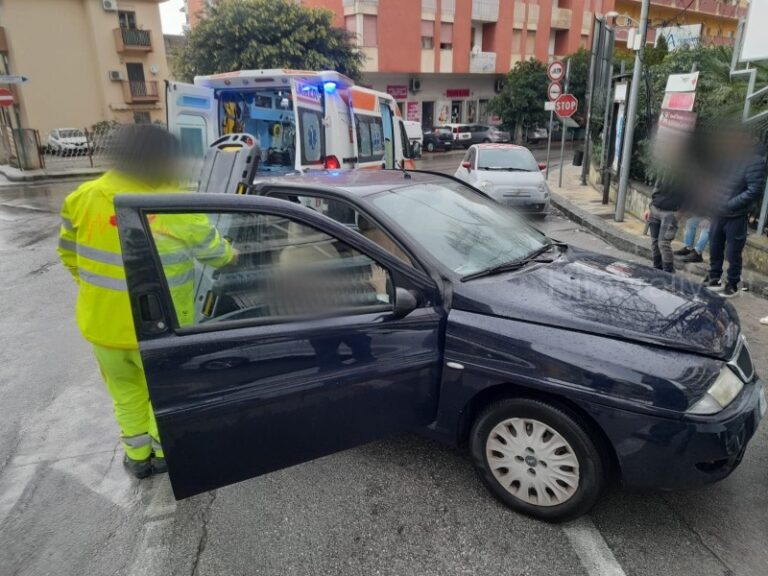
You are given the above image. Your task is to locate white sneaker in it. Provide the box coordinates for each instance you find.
[760,316,768,326]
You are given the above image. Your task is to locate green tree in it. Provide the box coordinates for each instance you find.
[174,0,364,82]
[563,48,590,125]
[488,59,548,142]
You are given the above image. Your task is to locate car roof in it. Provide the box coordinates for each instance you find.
[254,169,450,199]
[473,143,528,150]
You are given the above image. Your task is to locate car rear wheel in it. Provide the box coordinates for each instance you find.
[426,141,435,152]
[470,398,606,522]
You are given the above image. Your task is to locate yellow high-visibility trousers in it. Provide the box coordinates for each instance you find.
[92,345,164,461]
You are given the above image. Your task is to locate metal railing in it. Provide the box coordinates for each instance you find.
[122,80,160,103]
[113,27,152,52]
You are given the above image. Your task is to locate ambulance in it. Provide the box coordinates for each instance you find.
[166,69,415,174]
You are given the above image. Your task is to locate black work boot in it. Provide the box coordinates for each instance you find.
[674,246,692,256]
[722,284,739,298]
[151,455,168,475]
[682,250,703,263]
[123,455,152,479]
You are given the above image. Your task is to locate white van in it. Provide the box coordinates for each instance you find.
[167,69,415,174]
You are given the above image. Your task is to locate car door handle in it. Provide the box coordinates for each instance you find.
[137,292,167,331]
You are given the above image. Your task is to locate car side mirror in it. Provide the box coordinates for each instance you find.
[393,287,418,319]
[461,160,472,171]
[538,162,547,171]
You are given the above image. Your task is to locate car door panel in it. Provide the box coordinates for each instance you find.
[115,193,444,499]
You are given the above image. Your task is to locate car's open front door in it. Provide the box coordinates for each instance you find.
[115,193,443,499]
[166,81,217,158]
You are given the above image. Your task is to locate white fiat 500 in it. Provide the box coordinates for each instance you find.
[455,144,550,217]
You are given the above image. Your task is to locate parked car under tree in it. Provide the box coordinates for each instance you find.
[114,171,764,522]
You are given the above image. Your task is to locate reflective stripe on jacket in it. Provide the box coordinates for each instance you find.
[57,170,233,348]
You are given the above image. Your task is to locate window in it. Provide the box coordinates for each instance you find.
[355,115,385,162]
[133,111,151,124]
[440,23,453,50]
[362,15,378,47]
[177,114,206,158]
[118,10,137,29]
[421,20,434,49]
[267,192,414,267]
[147,211,393,328]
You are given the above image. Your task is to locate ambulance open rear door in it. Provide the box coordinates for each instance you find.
[166,81,217,159]
[290,79,326,171]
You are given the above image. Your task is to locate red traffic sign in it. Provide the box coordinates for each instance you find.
[0,89,13,107]
[548,82,562,102]
[547,61,565,82]
[555,94,578,118]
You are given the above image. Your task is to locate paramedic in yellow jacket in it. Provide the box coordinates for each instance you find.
[57,125,235,479]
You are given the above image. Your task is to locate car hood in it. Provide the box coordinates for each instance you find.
[474,170,544,186]
[452,248,740,359]
[57,137,88,144]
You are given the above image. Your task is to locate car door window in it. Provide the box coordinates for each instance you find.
[144,210,393,329]
[267,192,415,268]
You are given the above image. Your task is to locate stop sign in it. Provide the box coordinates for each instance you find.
[0,89,13,107]
[555,94,578,118]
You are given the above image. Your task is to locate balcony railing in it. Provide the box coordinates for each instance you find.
[113,27,153,52]
[122,80,160,103]
[625,0,745,19]
[470,51,496,73]
[472,0,499,22]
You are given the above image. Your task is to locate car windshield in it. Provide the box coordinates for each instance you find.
[477,148,538,171]
[372,181,547,276]
[434,128,450,135]
[59,129,84,138]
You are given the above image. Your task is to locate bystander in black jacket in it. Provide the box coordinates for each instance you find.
[712,146,766,218]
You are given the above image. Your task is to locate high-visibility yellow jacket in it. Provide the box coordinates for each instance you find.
[58,170,233,349]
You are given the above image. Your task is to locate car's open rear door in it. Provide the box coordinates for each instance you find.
[115,193,443,499]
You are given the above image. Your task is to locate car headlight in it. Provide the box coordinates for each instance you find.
[477,180,494,192]
[687,366,744,415]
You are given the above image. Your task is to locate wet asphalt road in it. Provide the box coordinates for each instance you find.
[0,163,767,576]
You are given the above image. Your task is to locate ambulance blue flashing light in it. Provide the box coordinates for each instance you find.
[323,81,337,94]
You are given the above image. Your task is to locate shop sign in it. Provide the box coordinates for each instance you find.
[406,102,421,122]
[387,85,408,100]
[446,89,470,99]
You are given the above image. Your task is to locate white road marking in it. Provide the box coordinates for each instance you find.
[563,516,627,576]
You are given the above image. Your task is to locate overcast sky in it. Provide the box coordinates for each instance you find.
[160,0,186,35]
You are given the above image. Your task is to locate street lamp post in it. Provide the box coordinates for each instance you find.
[614,0,651,222]
[580,15,605,185]
[599,16,617,203]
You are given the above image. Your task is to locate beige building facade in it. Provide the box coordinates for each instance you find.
[0,0,170,137]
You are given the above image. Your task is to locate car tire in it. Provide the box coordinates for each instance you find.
[426,142,435,152]
[483,138,491,143]
[470,397,606,522]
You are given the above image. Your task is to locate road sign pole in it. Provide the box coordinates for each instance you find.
[615,0,650,221]
[581,16,604,185]
[558,59,571,188]
[545,109,554,180]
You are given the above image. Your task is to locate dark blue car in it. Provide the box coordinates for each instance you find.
[114,170,764,521]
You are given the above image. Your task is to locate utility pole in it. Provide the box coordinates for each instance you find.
[599,24,615,202]
[558,58,571,189]
[581,16,604,185]
[615,0,650,222]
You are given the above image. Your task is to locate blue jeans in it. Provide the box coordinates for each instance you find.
[683,217,710,253]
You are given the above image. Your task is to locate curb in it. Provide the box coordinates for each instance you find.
[549,189,768,299]
[0,165,104,183]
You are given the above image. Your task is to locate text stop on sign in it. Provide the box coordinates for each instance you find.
[555,94,578,118]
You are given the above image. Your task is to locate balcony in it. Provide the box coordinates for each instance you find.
[343,0,378,14]
[470,50,496,73]
[114,27,153,52]
[551,8,572,30]
[472,0,499,22]
[122,80,160,104]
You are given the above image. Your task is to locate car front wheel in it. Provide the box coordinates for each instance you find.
[426,141,435,152]
[470,397,606,522]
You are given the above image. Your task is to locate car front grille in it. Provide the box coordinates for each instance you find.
[729,336,755,382]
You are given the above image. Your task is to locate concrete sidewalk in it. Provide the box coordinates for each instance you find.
[547,163,768,299]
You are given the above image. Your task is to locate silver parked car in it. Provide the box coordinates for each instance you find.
[469,124,511,144]
[454,144,549,217]
[47,128,91,156]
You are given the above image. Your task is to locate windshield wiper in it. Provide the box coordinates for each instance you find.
[460,241,566,282]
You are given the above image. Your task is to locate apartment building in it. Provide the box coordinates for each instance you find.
[299,0,601,126]
[0,0,171,136]
[612,0,747,47]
